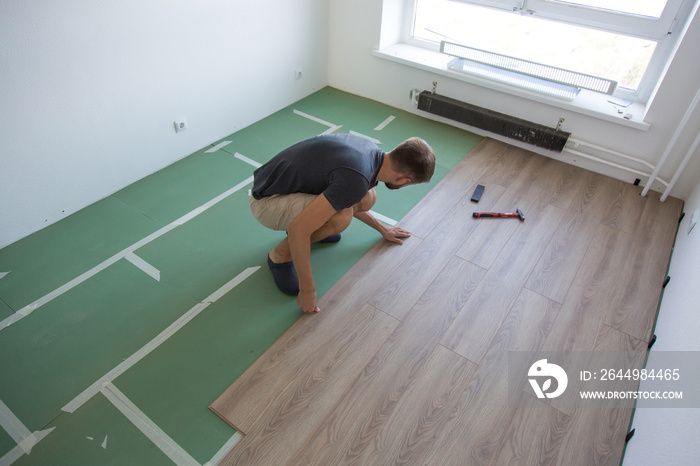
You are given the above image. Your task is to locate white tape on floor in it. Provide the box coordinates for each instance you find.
[125,253,160,282]
[204,431,243,466]
[0,397,55,459]
[0,176,254,332]
[369,210,398,226]
[0,272,9,280]
[205,141,233,153]
[62,267,259,414]
[233,153,261,168]
[349,131,381,145]
[101,383,199,466]
[374,115,396,131]
[293,109,342,135]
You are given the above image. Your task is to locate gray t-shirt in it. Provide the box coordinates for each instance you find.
[251,134,384,211]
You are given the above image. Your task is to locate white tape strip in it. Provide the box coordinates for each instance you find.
[0,444,25,466]
[62,267,260,413]
[0,176,254,332]
[349,131,381,145]
[0,272,9,280]
[205,141,233,153]
[202,266,259,303]
[292,109,336,128]
[101,383,199,466]
[320,125,342,135]
[369,210,398,226]
[125,253,160,282]
[0,398,31,448]
[0,398,55,458]
[234,152,261,168]
[205,431,243,466]
[374,115,396,131]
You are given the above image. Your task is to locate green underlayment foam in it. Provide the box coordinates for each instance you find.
[0,87,481,464]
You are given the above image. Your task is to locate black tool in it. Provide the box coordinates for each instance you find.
[471,184,485,203]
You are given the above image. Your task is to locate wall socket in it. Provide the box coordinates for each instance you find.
[174,118,187,133]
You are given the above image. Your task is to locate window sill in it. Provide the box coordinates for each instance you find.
[372,43,651,131]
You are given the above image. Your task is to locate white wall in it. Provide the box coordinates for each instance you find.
[327,0,700,202]
[0,0,328,248]
[623,175,700,465]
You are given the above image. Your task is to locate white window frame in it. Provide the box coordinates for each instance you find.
[406,0,695,103]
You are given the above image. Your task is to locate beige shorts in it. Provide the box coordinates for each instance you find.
[249,193,318,231]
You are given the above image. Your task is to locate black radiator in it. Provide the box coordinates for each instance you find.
[417,91,570,152]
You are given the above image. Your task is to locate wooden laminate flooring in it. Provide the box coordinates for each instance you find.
[210,138,683,465]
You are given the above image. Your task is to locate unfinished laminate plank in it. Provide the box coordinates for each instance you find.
[426,288,560,465]
[441,200,565,363]
[369,183,502,319]
[553,324,646,466]
[288,257,485,465]
[456,153,552,269]
[526,208,601,303]
[604,193,682,341]
[210,238,419,433]
[216,304,398,465]
[399,138,503,239]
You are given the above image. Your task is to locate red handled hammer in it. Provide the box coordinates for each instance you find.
[472,208,525,221]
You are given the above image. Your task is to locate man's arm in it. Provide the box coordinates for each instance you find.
[353,210,411,245]
[287,193,338,313]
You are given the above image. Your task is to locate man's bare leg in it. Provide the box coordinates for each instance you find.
[268,207,353,264]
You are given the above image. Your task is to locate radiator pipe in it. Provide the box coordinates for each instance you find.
[564,148,668,187]
[642,84,700,198]
[661,129,700,201]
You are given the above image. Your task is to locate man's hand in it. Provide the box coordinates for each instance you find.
[381,226,411,245]
[297,289,320,313]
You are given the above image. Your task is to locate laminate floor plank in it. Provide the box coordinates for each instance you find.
[426,288,560,466]
[553,324,646,466]
[604,194,683,341]
[541,224,633,355]
[217,304,398,465]
[210,237,420,433]
[353,345,478,466]
[369,183,502,319]
[600,182,647,233]
[526,208,601,303]
[289,257,485,465]
[441,200,565,363]
[479,142,534,188]
[399,138,502,239]
[489,392,572,466]
[456,154,552,269]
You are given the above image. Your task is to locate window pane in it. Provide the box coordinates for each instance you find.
[548,0,668,18]
[414,0,657,90]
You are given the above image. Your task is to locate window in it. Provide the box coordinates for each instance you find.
[410,0,694,103]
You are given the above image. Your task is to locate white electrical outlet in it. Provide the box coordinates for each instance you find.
[174,118,187,133]
[689,209,698,234]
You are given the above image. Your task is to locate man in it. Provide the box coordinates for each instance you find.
[250,133,435,313]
